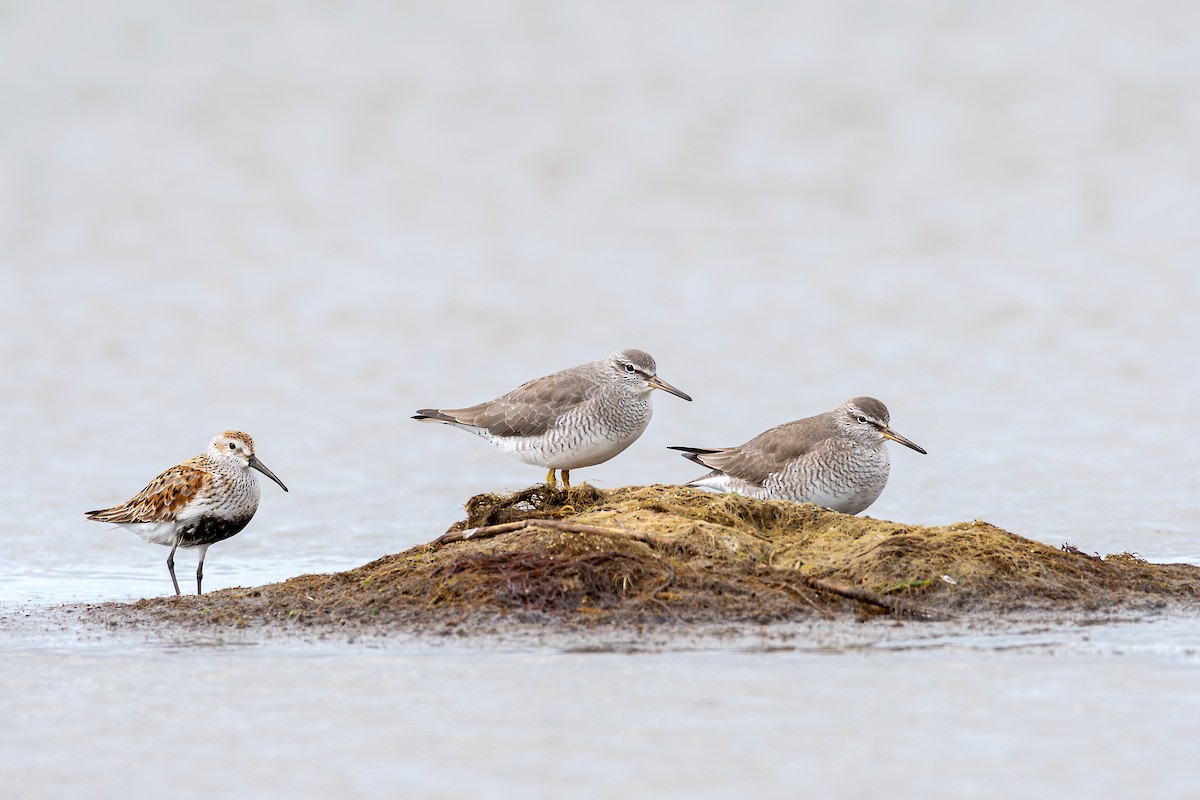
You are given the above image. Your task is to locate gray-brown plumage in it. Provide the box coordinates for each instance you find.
[670,397,925,514]
[414,349,691,487]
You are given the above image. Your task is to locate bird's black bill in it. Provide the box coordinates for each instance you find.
[249,454,290,491]
[647,375,692,401]
[881,428,927,455]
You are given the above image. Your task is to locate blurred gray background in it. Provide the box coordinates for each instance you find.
[4,5,1200,800]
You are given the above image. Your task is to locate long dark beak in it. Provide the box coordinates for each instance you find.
[249,454,290,491]
[880,427,927,455]
[647,374,692,401]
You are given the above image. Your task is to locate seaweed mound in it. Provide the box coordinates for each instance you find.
[97,485,1200,633]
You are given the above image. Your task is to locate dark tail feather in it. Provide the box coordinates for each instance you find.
[667,445,720,465]
[413,409,457,423]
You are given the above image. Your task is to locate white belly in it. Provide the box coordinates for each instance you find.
[117,521,181,547]
[495,430,643,470]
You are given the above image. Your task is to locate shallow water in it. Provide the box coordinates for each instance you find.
[3,0,1200,795]
[3,615,1200,798]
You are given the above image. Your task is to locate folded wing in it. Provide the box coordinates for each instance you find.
[85,462,211,523]
[672,416,835,487]
[416,370,600,438]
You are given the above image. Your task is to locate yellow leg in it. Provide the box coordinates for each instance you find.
[545,468,557,488]
[561,469,571,489]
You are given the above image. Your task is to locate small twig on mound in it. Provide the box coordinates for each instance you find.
[754,578,834,620]
[431,518,662,547]
[799,576,952,621]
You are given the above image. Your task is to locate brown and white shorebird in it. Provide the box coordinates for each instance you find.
[670,397,926,514]
[85,430,289,596]
[414,349,691,488]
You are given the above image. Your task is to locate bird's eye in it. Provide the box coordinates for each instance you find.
[228,442,237,450]
[624,363,636,374]
[856,415,868,424]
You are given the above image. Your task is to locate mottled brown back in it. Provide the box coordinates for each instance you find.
[85,459,212,524]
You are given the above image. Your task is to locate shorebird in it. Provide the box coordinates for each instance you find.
[85,430,289,596]
[414,349,691,488]
[670,397,926,514]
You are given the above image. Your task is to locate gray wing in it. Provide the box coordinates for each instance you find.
[417,369,601,438]
[684,414,836,486]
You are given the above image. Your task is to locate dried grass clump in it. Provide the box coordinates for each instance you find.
[96,485,1200,633]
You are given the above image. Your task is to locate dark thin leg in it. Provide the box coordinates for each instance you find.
[166,541,181,596]
[195,545,209,595]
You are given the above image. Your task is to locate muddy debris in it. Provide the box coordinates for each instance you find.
[85,485,1200,635]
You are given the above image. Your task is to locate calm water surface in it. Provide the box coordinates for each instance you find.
[3,631,1200,798]
[2,1,1199,796]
